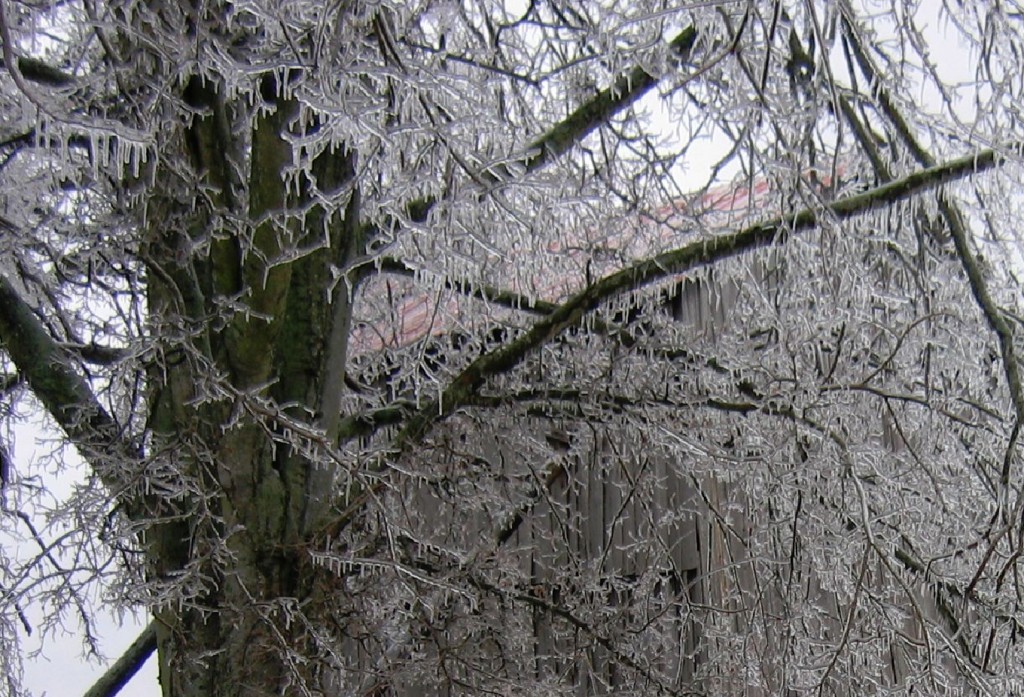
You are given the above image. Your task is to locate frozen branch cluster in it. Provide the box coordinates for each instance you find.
[1,1,1024,696]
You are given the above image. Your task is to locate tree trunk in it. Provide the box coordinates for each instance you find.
[140,74,359,696]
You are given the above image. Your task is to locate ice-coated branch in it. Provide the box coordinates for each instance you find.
[375,256,557,316]
[499,25,700,180]
[0,56,74,88]
[0,273,134,482]
[392,25,700,226]
[81,621,157,697]
[941,196,1024,485]
[839,15,1024,486]
[324,146,1009,540]
[397,146,1008,445]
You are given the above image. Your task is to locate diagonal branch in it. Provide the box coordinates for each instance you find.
[395,147,1007,446]
[81,620,157,697]
[323,147,1010,540]
[0,273,135,484]
[398,25,699,224]
[505,26,699,179]
[0,56,74,88]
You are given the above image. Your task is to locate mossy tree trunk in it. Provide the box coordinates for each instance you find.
[139,74,361,695]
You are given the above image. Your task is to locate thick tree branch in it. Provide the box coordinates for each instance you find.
[338,148,1008,450]
[941,196,1024,486]
[335,401,416,441]
[0,273,134,482]
[398,25,699,224]
[60,341,128,365]
[0,56,74,88]
[82,621,157,697]
[374,254,674,348]
[502,26,700,180]
[325,147,1010,540]
[376,256,557,315]
[396,147,1007,445]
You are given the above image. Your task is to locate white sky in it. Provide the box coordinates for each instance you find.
[8,415,159,697]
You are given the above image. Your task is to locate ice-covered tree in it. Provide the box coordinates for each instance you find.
[1,1,1023,695]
